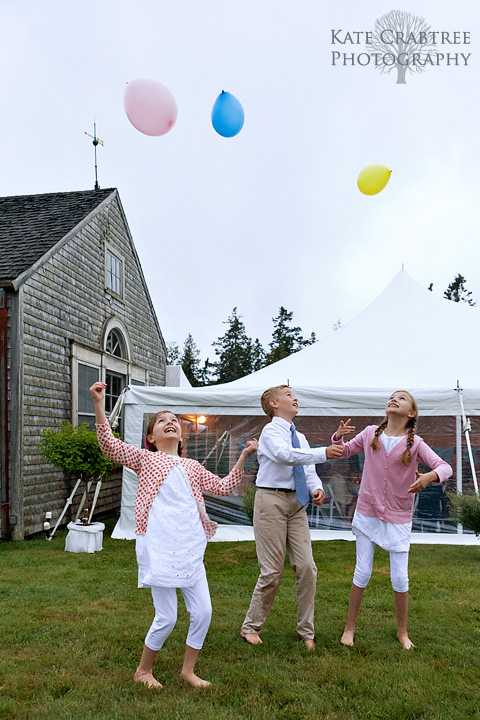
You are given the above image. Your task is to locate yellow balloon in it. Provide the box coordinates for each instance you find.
[357,165,392,195]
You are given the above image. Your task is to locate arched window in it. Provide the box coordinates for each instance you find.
[106,328,126,358]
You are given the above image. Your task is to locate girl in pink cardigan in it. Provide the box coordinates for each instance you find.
[333,390,452,650]
[90,382,257,689]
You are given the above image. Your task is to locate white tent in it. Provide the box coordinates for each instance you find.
[227,270,480,395]
[111,271,479,540]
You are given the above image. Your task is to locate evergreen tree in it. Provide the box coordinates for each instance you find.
[166,341,180,365]
[212,308,254,383]
[266,307,316,365]
[251,338,266,372]
[198,357,215,386]
[181,334,201,386]
[444,274,476,306]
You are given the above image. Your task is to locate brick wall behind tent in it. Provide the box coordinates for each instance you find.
[297,416,458,450]
[20,195,165,536]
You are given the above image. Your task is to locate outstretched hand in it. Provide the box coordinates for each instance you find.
[243,439,259,457]
[408,470,435,494]
[90,381,107,403]
[334,419,356,442]
[326,444,344,460]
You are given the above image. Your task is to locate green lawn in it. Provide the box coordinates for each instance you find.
[1,518,479,720]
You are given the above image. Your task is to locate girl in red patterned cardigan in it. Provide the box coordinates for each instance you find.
[90,382,258,689]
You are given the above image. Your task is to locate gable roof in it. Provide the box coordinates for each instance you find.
[0,188,115,282]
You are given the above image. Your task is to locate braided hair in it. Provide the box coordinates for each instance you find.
[370,418,389,453]
[370,391,419,467]
[401,415,417,467]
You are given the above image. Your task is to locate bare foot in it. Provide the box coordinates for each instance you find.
[303,638,316,651]
[340,628,355,646]
[397,633,415,650]
[181,671,211,687]
[241,631,263,645]
[133,670,163,688]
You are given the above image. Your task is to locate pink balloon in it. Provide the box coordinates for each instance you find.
[123,78,178,136]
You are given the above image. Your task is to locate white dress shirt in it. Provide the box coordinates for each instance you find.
[256,416,326,496]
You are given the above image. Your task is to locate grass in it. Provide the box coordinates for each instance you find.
[1,517,480,720]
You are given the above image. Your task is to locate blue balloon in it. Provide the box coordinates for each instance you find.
[211,91,245,138]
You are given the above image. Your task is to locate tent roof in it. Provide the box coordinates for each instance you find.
[121,271,479,417]
[228,270,479,391]
[123,383,474,417]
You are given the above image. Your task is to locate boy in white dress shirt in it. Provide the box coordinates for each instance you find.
[240,385,342,649]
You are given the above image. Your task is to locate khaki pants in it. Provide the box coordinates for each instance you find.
[241,488,317,640]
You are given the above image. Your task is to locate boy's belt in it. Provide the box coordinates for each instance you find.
[262,487,296,493]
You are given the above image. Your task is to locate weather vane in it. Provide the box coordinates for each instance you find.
[84,120,104,190]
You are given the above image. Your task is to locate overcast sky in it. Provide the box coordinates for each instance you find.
[1,0,478,363]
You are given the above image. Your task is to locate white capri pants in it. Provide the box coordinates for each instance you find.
[353,533,409,593]
[145,573,212,652]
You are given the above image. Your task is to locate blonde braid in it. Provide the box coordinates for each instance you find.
[401,417,417,466]
[370,418,388,451]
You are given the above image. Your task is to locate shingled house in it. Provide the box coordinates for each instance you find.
[0,189,166,539]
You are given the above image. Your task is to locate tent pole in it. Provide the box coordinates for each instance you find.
[204,431,229,463]
[456,415,463,534]
[456,381,478,495]
[109,387,127,430]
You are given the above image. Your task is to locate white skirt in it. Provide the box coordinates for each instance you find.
[352,511,412,553]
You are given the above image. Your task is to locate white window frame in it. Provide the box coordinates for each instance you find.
[105,244,125,300]
[71,331,148,427]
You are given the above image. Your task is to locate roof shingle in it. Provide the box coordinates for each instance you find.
[0,188,115,282]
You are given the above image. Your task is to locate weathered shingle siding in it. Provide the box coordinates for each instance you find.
[20,194,165,535]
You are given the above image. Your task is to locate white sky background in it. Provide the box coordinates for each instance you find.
[0,0,478,363]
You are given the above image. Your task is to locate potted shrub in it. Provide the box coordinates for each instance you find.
[40,421,119,535]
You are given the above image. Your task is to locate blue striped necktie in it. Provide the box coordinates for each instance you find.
[290,424,310,506]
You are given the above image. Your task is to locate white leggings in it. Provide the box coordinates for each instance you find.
[145,573,212,652]
[353,533,409,593]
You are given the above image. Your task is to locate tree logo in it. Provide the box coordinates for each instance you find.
[331,11,471,81]
[366,9,436,84]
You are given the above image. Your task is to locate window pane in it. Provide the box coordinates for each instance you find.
[105,371,126,414]
[106,329,126,358]
[78,364,99,413]
[106,250,122,296]
[78,414,96,430]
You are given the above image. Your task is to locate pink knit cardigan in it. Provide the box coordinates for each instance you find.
[334,425,452,524]
[96,422,243,538]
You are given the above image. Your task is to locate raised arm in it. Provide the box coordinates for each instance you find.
[90,381,108,425]
[330,422,369,458]
[262,424,342,466]
[333,419,356,443]
[89,382,144,473]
